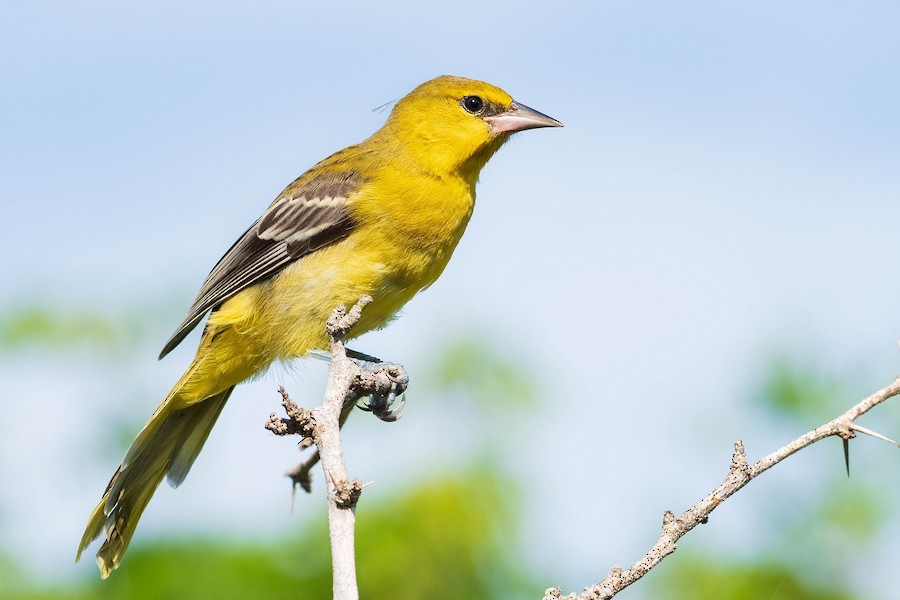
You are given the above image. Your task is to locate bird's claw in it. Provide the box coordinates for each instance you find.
[358,391,406,422]
[356,362,408,422]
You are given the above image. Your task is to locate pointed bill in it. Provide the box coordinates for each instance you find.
[485,100,563,134]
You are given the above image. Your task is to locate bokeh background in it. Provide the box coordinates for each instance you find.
[3,2,900,598]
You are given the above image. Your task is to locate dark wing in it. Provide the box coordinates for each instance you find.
[159,171,362,358]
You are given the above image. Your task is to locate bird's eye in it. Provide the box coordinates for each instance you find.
[461,95,485,114]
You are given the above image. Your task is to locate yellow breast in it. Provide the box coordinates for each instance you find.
[231,168,476,359]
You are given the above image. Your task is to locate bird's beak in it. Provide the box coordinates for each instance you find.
[485,100,563,134]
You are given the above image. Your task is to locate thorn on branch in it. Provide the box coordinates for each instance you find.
[843,438,851,478]
[849,423,900,446]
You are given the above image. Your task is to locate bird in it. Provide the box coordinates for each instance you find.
[76,75,562,578]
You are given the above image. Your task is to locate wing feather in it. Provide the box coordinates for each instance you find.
[159,171,361,358]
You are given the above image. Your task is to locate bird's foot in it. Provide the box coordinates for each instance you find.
[310,348,409,422]
[353,355,409,422]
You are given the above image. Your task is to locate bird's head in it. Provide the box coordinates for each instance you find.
[379,75,562,183]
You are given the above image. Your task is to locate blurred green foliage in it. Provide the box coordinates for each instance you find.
[650,554,854,600]
[814,483,885,541]
[2,469,538,600]
[355,465,535,599]
[0,298,183,354]
[758,353,849,421]
[427,335,538,413]
[0,294,892,599]
[0,306,119,351]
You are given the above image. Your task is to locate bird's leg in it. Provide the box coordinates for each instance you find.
[345,348,384,365]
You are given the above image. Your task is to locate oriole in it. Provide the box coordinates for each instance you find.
[77,75,561,577]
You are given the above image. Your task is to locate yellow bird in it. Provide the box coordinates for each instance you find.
[77,75,561,577]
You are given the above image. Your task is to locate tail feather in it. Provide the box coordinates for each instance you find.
[167,387,232,487]
[76,387,234,578]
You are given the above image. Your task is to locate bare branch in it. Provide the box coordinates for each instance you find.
[285,451,319,494]
[544,377,900,600]
[265,387,316,438]
[266,296,407,600]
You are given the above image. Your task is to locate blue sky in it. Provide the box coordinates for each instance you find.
[3,1,900,596]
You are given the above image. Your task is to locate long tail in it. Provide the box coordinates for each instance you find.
[76,385,234,578]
